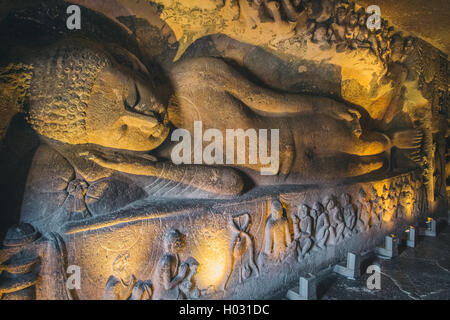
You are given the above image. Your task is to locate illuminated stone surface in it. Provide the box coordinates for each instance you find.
[0,0,447,299]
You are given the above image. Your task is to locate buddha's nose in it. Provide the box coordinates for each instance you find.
[120,110,160,134]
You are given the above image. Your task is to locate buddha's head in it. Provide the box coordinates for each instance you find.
[27,39,170,152]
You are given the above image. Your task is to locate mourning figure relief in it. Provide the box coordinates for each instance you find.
[261,201,293,261]
[369,187,382,228]
[104,253,153,300]
[312,202,330,249]
[355,189,370,232]
[152,229,191,300]
[293,204,314,260]
[341,193,356,237]
[222,213,259,290]
[325,196,345,245]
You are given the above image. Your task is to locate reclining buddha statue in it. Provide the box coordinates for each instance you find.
[19,37,421,233]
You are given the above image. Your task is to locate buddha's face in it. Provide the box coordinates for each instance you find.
[85,63,170,152]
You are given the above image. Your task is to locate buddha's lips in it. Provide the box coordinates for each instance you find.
[148,123,166,138]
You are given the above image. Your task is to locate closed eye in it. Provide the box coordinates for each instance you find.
[124,83,141,110]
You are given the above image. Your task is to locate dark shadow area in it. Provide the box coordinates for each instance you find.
[0,114,40,241]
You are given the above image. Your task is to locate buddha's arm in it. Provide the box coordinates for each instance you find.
[85,150,243,198]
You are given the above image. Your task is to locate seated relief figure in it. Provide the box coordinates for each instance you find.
[21,37,421,232]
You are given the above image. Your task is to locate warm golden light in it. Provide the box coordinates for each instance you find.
[192,229,229,289]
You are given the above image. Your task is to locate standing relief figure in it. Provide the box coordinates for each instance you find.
[262,201,292,261]
[325,196,345,245]
[312,202,330,249]
[369,187,382,228]
[380,185,392,222]
[329,4,348,52]
[387,184,398,221]
[292,204,313,260]
[341,193,356,237]
[222,213,259,290]
[355,189,370,232]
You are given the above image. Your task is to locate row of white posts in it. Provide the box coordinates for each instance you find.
[286,214,446,300]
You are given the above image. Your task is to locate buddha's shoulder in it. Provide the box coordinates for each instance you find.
[27,144,75,192]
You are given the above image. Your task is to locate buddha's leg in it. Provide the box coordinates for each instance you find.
[171,57,356,119]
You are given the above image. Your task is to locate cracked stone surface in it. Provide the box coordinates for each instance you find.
[318,223,450,300]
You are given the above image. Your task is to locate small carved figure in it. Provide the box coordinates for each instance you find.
[341,193,356,237]
[312,202,329,249]
[387,184,398,221]
[369,187,382,227]
[152,229,189,300]
[354,8,370,48]
[292,204,313,260]
[104,253,137,300]
[413,176,427,216]
[380,184,391,222]
[280,0,299,22]
[355,188,370,232]
[239,0,263,29]
[325,196,345,244]
[329,5,348,52]
[309,201,318,226]
[398,189,414,219]
[263,200,292,260]
[265,0,297,37]
[230,0,241,21]
[377,22,394,64]
[179,257,205,299]
[311,25,331,49]
[306,0,333,22]
[222,213,259,290]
